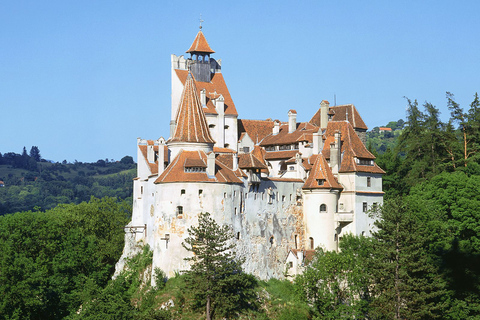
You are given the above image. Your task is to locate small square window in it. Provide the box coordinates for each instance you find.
[199,189,203,195]
[367,177,371,187]
[181,189,186,195]
[363,202,368,212]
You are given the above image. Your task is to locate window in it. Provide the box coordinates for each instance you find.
[289,166,295,171]
[358,158,373,166]
[288,261,293,269]
[294,143,299,150]
[282,195,285,202]
[209,124,215,128]
[363,202,368,212]
[266,146,275,151]
[225,143,230,148]
[224,192,227,198]
[140,186,143,194]
[181,189,185,195]
[294,234,298,249]
[185,167,206,173]
[243,146,250,153]
[279,145,291,150]
[270,236,274,246]
[224,125,229,129]
[176,206,183,216]
[317,179,325,186]
[309,237,314,250]
[339,203,344,210]
[367,177,371,187]
[234,207,237,215]
[320,204,327,212]
[372,202,378,210]
[199,189,203,195]
[237,232,241,240]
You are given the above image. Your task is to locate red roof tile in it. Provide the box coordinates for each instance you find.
[186,30,215,54]
[264,150,300,160]
[175,70,237,116]
[155,150,243,184]
[238,119,275,144]
[170,73,215,144]
[309,104,368,130]
[260,122,317,146]
[303,154,343,189]
[238,153,268,170]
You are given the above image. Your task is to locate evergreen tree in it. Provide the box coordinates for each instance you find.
[182,212,256,319]
[369,198,446,319]
[29,146,41,162]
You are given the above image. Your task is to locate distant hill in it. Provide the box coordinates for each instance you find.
[0,147,136,215]
[366,119,405,154]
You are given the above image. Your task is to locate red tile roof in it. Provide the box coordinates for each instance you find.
[264,150,300,160]
[155,150,243,184]
[175,70,238,116]
[238,119,275,144]
[303,154,343,189]
[138,144,168,175]
[260,122,317,146]
[322,122,385,174]
[186,30,215,54]
[309,104,368,130]
[213,147,236,154]
[170,73,215,144]
[238,153,267,170]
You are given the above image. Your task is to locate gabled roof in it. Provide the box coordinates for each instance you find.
[264,150,300,160]
[238,153,268,170]
[186,30,215,54]
[309,104,368,131]
[138,144,168,175]
[260,122,317,146]
[322,122,385,174]
[155,150,243,184]
[238,119,275,144]
[170,73,215,144]
[303,154,343,189]
[175,70,238,116]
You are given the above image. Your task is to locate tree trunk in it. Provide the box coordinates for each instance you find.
[206,295,211,320]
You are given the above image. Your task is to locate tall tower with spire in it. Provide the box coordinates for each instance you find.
[186,28,215,82]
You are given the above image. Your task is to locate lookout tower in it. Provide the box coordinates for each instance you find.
[186,29,215,82]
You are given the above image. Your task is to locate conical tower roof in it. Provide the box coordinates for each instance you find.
[186,30,215,54]
[170,73,215,144]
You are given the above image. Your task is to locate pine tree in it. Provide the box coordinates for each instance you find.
[182,212,256,319]
[370,198,446,319]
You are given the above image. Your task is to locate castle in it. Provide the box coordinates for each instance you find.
[115,29,384,280]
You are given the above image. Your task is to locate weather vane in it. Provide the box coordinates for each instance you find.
[199,14,204,30]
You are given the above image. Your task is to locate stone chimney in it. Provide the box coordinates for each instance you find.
[312,129,323,154]
[215,94,225,147]
[147,143,155,163]
[330,130,342,174]
[288,109,297,133]
[320,100,329,130]
[273,120,280,135]
[157,138,165,175]
[200,89,206,106]
[207,152,216,178]
[232,153,238,171]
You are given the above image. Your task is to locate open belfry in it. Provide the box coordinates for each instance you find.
[116,28,385,280]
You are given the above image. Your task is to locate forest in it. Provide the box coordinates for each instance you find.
[0,92,479,319]
[0,148,135,215]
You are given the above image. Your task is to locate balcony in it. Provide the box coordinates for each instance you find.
[335,212,354,222]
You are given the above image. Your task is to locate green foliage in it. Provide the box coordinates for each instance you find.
[182,212,257,319]
[369,198,447,319]
[295,235,373,319]
[0,197,131,320]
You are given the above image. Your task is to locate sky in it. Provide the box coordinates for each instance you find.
[1,1,479,162]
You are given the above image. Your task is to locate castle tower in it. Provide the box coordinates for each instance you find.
[186,29,215,82]
[168,72,215,159]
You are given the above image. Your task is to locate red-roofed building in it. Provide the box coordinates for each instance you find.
[116,28,384,281]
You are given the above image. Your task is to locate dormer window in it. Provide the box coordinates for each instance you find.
[243,146,250,153]
[184,167,207,173]
[358,158,373,166]
[316,179,325,186]
[279,145,291,150]
[266,146,276,151]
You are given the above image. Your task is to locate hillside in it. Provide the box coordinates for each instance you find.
[0,148,136,215]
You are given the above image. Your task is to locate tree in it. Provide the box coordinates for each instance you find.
[120,155,134,165]
[295,235,373,319]
[29,146,41,162]
[369,198,446,319]
[182,212,256,319]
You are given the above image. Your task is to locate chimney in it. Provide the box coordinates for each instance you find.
[157,138,165,175]
[207,152,216,178]
[330,130,342,174]
[273,120,280,135]
[147,143,155,163]
[169,120,176,139]
[200,89,206,106]
[320,100,329,130]
[312,129,323,154]
[288,109,297,133]
[216,94,225,147]
[232,153,238,171]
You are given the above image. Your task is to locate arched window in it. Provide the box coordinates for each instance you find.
[320,204,327,212]
[309,237,314,250]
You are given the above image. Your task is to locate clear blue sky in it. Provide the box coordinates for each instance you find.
[1,1,479,162]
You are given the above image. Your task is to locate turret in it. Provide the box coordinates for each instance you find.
[186,29,215,82]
